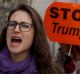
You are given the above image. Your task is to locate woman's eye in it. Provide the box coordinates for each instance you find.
[21,24,30,28]
[9,23,15,26]
[9,22,16,27]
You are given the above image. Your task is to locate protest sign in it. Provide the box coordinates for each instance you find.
[44,2,80,45]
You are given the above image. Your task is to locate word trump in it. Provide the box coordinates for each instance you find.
[44,2,80,45]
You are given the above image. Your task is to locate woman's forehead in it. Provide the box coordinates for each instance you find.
[10,10,32,24]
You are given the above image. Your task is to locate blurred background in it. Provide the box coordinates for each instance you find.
[0,0,78,57]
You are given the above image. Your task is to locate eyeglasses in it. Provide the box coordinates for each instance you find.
[6,21,33,32]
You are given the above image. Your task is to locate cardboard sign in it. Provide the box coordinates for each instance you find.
[44,2,80,45]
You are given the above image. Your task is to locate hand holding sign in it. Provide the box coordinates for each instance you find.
[44,2,80,45]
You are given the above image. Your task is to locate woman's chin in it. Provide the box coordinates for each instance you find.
[9,47,22,55]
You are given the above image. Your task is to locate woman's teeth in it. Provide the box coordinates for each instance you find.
[11,37,22,43]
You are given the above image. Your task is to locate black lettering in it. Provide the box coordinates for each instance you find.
[50,7,59,18]
[69,27,80,36]
[72,10,80,21]
[61,8,70,19]
[53,22,59,33]
[57,26,62,33]
[62,26,69,34]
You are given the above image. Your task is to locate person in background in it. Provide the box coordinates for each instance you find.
[0,4,64,74]
[71,45,80,74]
[57,43,80,74]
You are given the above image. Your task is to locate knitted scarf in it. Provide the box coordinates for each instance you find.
[0,47,38,74]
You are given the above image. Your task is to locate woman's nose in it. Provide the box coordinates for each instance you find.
[14,25,20,32]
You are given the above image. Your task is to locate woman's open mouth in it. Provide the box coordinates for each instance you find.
[10,36,22,46]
